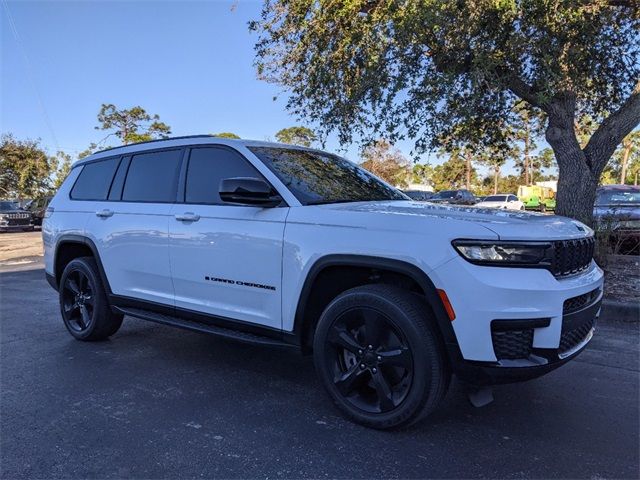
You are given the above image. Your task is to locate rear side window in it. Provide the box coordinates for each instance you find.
[185,147,263,205]
[70,158,120,200]
[122,149,182,202]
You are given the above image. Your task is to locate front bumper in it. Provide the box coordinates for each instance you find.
[430,255,604,384]
[455,298,600,385]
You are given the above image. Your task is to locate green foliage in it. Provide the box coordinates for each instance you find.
[412,163,433,185]
[95,104,171,145]
[604,130,640,184]
[51,151,72,190]
[360,139,411,187]
[78,143,98,160]
[0,134,54,199]
[430,156,476,191]
[212,132,241,139]
[275,126,317,147]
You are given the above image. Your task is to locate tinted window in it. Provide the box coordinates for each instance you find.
[186,147,262,204]
[122,150,182,202]
[508,195,518,202]
[595,189,640,205]
[70,158,119,200]
[485,195,507,201]
[249,147,407,205]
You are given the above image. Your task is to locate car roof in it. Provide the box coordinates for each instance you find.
[75,135,317,167]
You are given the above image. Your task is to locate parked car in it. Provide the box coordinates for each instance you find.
[403,190,433,201]
[429,189,476,205]
[27,196,52,226]
[0,200,34,232]
[593,185,640,253]
[475,194,525,211]
[43,136,602,429]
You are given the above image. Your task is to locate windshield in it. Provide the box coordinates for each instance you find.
[248,147,408,205]
[0,201,19,210]
[431,190,456,199]
[484,195,507,202]
[595,189,640,206]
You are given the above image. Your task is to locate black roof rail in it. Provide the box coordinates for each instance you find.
[94,134,219,154]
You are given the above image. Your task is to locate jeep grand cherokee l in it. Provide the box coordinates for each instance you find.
[43,136,603,429]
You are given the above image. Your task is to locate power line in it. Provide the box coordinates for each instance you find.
[2,0,60,151]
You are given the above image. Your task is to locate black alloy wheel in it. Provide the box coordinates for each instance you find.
[61,269,95,333]
[326,307,413,414]
[313,284,450,429]
[59,257,123,341]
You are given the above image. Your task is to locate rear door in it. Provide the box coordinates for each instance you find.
[86,148,183,306]
[168,146,288,329]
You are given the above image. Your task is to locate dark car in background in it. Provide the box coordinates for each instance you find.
[593,185,640,254]
[429,189,477,205]
[27,196,52,226]
[0,201,34,232]
[403,190,434,201]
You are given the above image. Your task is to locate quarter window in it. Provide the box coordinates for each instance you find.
[70,158,120,200]
[185,147,264,205]
[122,150,182,202]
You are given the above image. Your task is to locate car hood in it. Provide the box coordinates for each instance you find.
[593,205,640,221]
[316,200,592,240]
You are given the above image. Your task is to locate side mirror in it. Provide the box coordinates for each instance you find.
[219,177,282,207]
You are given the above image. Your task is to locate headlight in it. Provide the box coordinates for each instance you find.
[452,240,552,266]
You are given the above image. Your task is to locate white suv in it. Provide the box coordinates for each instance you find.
[43,136,603,429]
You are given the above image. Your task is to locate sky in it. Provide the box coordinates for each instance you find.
[2,0,521,174]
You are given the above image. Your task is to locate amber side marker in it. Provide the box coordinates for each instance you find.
[437,289,456,321]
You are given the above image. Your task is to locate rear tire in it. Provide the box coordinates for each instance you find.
[313,284,450,429]
[59,257,123,341]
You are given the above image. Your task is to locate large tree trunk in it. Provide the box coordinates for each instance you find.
[620,140,631,184]
[544,83,640,225]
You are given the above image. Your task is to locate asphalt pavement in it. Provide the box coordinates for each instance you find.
[1,267,638,479]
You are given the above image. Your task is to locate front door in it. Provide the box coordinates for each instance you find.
[169,146,287,329]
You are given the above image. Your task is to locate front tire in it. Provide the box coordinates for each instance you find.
[313,284,450,429]
[59,257,123,341]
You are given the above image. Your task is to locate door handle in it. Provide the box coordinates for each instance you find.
[175,212,200,222]
[96,209,114,218]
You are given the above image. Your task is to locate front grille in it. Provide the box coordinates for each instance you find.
[560,317,595,353]
[563,288,601,315]
[5,213,30,219]
[550,237,595,277]
[492,329,533,360]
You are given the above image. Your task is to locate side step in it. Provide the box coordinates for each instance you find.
[115,307,296,349]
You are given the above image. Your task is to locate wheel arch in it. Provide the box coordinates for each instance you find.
[53,235,112,294]
[292,254,462,363]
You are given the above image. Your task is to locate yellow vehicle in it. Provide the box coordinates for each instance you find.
[517,185,556,212]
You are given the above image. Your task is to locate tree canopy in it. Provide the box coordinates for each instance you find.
[0,134,67,199]
[95,104,171,145]
[253,0,640,223]
[275,126,317,146]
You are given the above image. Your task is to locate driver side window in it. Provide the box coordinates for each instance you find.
[185,147,265,205]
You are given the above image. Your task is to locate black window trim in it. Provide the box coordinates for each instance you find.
[177,144,289,207]
[69,143,292,206]
[69,155,122,202]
